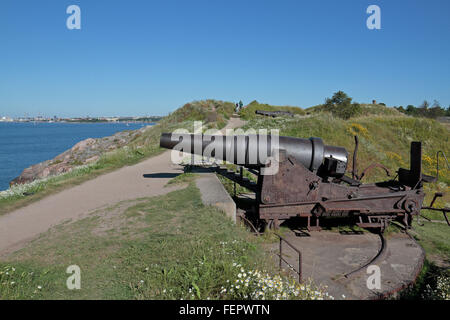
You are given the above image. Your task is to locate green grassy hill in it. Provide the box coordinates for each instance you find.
[162,99,235,129]
[239,100,305,120]
[305,103,405,117]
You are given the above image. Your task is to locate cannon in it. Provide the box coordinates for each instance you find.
[160,133,348,177]
[160,132,438,231]
[255,110,294,117]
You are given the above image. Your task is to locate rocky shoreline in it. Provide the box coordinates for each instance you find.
[10,125,153,187]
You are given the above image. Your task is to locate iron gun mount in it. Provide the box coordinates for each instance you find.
[160,132,440,232]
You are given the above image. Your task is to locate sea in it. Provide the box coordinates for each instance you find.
[0,122,154,191]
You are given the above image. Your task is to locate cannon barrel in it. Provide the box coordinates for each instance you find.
[160,133,348,175]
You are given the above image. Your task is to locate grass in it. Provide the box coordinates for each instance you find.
[239,100,305,120]
[411,220,450,265]
[399,259,450,300]
[305,103,404,117]
[215,163,257,197]
[240,113,450,271]
[0,183,328,300]
[165,172,198,186]
[0,184,261,299]
[164,100,235,130]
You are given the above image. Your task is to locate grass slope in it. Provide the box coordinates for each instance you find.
[164,99,235,129]
[239,100,305,120]
[242,114,450,268]
[305,103,404,117]
[0,183,326,300]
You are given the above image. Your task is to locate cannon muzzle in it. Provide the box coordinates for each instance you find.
[160,133,348,177]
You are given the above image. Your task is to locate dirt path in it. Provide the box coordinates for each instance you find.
[0,117,245,256]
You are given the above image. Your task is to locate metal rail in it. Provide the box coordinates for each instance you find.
[344,232,386,279]
[274,233,302,283]
[422,192,450,226]
[237,214,261,235]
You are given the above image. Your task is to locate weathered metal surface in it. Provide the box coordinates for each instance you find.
[422,192,450,226]
[274,233,302,282]
[267,229,425,299]
[160,133,441,231]
[160,133,348,175]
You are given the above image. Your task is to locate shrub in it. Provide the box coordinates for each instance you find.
[323,91,362,119]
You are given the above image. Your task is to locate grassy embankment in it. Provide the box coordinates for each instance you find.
[240,105,450,298]
[0,183,328,300]
[182,101,450,298]
[0,99,330,299]
[239,100,305,120]
[0,100,235,215]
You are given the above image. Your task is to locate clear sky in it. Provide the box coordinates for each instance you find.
[0,0,449,118]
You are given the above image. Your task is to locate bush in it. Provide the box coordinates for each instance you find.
[402,101,449,119]
[323,91,362,119]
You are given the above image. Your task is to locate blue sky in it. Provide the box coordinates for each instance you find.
[0,0,449,117]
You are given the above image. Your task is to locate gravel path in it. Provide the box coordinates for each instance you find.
[0,117,245,256]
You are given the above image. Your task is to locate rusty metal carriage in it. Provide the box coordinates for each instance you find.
[160,132,448,231]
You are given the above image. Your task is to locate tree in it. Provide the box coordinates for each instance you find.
[395,106,406,113]
[428,101,444,118]
[428,106,445,118]
[324,91,361,120]
[420,100,430,109]
[406,105,417,116]
[325,90,352,106]
[405,101,446,118]
[432,100,441,108]
[417,100,430,117]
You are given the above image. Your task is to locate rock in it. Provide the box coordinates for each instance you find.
[10,160,51,186]
[85,155,100,163]
[71,138,96,152]
[41,167,51,179]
